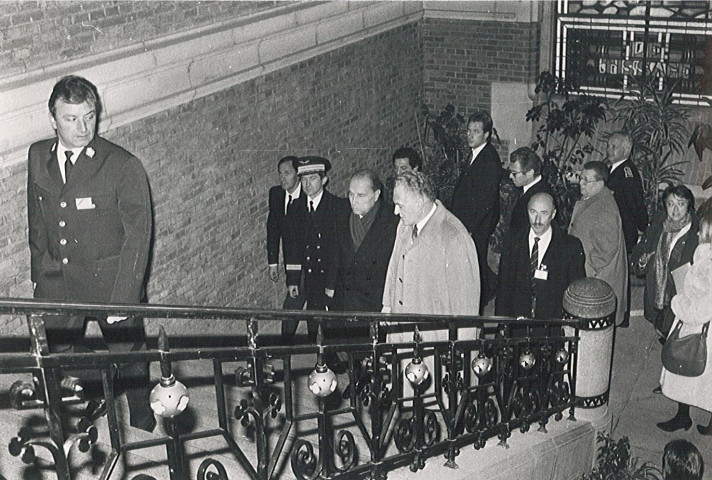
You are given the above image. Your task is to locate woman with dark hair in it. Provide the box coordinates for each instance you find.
[663,439,703,480]
[632,184,698,341]
[657,196,712,434]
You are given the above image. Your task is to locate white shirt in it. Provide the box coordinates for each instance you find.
[307,190,324,212]
[522,175,543,194]
[470,143,487,165]
[57,143,82,184]
[284,183,301,214]
[528,226,553,269]
[610,158,627,174]
[414,202,437,238]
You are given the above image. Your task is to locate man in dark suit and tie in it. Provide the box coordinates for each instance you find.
[267,156,307,311]
[450,110,502,311]
[27,75,155,431]
[508,147,554,234]
[496,193,586,334]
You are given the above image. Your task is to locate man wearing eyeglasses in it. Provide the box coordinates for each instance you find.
[507,147,554,234]
[569,161,629,327]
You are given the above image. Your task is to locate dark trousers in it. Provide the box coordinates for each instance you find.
[473,234,491,314]
[44,315,153,430]
[280,274,316,344]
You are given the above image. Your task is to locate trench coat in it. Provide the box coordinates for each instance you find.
[660,243,712,412]
[383,200,480,342]
[569,187,629,325]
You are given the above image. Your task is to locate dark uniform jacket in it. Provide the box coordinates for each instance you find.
[288,190,345,309]
[509,179,554,235]
[450,142,502,243]
[334,199,399,312]
[496,224,585,321]
[608,159,648,253]
[266,185,305,286]
[28,136,152,303]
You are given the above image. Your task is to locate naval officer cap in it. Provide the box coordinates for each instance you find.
[296,156,331,176]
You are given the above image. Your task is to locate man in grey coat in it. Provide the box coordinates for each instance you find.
[569,161,629,327]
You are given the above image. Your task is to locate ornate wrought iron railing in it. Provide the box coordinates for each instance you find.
[0,298,581,480]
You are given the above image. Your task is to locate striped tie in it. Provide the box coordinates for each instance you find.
[530,237,540,316]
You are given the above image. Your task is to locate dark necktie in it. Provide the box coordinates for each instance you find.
[412,224,418,241]
[286,194,292,214]
[530,236,540,316]
[64,151,74,183]
[309,200,315,214]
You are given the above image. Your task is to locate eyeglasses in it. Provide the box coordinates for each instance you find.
[509,169,526,176]
[579,177,600,185]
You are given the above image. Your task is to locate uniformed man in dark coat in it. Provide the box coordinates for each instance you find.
[283,157,345,346]
[606,131,648,327]
[27,75,155,431]
[606,131,648,254]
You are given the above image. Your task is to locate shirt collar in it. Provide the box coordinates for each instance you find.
[308,189,324,210]
[57,142,83,164]
[522,175,542,194]
[470,143,487,164]
[610,158,627,173]
[286,182,301,198]
[415,202,437,234]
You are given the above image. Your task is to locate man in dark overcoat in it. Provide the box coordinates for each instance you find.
[450,110,502,311]
[507,147,554,235]
[27,75,154,431]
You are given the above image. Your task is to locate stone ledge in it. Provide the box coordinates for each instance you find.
[0,2,423,166]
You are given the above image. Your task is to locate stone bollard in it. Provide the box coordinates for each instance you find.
[562,277,616,434]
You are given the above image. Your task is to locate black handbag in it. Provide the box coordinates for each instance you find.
[661,320,709,377]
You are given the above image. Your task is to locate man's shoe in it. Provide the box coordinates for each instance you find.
[653,385,662,394]
[697,423,712,436]
[85,399,107,421]
[618,320,630,328]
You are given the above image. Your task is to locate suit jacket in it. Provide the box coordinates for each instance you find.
[289,190,346,308]
[608,159,648,253]
[569,187,629,325]
[496,224,585,320]
[383,200,480,342]
[335,199,399,312]
[450,143,502,243]
[631,212,699,323]
[509,179,554,235]
[28,136,152,303]
[266,185,305,286]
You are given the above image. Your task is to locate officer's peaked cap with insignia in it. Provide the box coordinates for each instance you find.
[296,156,331,176]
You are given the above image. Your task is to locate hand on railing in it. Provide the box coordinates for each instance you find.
[107,316,127,324]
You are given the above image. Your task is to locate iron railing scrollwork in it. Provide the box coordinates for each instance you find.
[0,298,581,480]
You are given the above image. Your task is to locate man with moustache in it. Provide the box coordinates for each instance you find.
[27,75,154,431]
[450,110,502,311]
[267,156,307,313]
[569,161,629,327]
[496,193,585,335]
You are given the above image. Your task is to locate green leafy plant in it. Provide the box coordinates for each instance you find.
[418,103,468,202]
[610,77,691,219]
[526,72,608,228]
[579,433,661,480]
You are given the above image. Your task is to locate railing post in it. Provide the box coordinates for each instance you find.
[28,313,72,480]
[562,277,617,434]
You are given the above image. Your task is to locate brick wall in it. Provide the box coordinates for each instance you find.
[0,1,277,79]
[0,22,423,339]
[422,17,539,119]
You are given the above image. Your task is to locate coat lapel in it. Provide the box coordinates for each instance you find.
[44,141,64,189]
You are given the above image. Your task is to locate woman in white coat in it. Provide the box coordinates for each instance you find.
[658,197,712,435]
